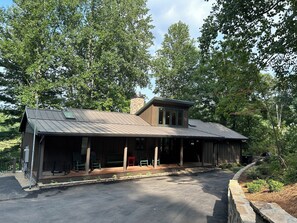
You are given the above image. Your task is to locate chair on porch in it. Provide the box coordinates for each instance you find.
[128,156,136,166]
[73,152,85,171]
[137,151,149,167]
[151,159,160,166]
[139,159,149,166]
[90,151,101,170]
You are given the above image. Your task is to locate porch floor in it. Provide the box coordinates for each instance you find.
[40,162,213,182]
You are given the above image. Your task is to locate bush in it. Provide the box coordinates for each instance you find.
[219,163,228,169]
[219,162,240,170]
[257,164,270,176]
[284,153,297,184]
[246,167,261,180]
[246,179,267,193]
[246,182,262,193]
[267,179,284,192]
[232,166,242,173]
[284,168,297,184]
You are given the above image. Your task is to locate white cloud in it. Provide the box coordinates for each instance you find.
[147,0,215,52]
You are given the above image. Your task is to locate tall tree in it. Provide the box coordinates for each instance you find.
[0,0,154,114]
[199,0,297,92]
[199,0,297,162]
[63,0,154,111]
[152,21,199,99]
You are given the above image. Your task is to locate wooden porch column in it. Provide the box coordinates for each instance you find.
[38,138,45,179]
[154,139,158,168]
[85,138,91,174]
[212,142,216,167]
[123,138,128,171]
[180,138,184,166]
[201,142,204,167]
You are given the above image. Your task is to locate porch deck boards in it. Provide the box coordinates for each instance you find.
[40,162,212,180]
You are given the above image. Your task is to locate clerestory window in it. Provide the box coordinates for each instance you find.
[158,108,183,126]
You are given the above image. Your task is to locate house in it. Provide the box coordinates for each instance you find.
[19,97,247,183]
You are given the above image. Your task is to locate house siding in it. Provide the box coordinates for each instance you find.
[217,142,241,163]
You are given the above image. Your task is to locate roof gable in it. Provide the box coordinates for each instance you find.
[135,97,194,115]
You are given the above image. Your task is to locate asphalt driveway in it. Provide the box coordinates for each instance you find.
[0,170,232,223]
[0,176,28,201]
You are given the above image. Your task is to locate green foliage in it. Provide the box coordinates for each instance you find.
[152,21,199,99]
[284,152,297,184]
[0,112,20,162]
[219,162,242,173]
[200,0,296,85]
[246,167,262,180]
[247,178,283,193]
[246,183,262,193]
[246,179,267,193]
[199,0,297,166]
[0,0,153,115]
[267,179,284,192]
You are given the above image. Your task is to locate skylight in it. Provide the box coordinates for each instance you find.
[63,110,75,119]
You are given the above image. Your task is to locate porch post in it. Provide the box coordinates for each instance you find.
[212,142,216,167]
[123,138,128,171]
[37,137,45,179]
[154,138,158,168]
[201,141,204,167]
[180,138,184,166]
[85,138,91,174]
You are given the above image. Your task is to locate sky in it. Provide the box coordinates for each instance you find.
[0,0,215,100]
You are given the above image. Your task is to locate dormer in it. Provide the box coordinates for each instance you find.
[135,97,194,128]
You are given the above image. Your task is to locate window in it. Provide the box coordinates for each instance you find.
[165,111,170,125]
[178,111,183,126]
[158,108,183,126]
[159,108,164,124]
[172,112,176,125]
[136,138,145,150]
[63,110,75,119]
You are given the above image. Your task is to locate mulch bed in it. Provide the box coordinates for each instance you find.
[239,172,297,218]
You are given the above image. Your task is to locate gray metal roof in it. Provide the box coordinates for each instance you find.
[188,119,248,140]
[21,108,247,140]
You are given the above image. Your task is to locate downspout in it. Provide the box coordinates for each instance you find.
[29,97,38,189]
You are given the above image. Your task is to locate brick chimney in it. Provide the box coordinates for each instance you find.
[130,97,145,115]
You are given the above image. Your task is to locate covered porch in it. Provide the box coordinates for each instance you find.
[39,162,214,184]
[35,135,217,182]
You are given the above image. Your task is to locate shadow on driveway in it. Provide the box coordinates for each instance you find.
[0,176,28,201]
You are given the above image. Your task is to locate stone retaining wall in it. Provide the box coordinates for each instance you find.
[228,179,255,223]
[228,162,297,223]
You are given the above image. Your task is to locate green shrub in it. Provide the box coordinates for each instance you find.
[267,179,284,192]
[232,166,242,173]
[246,179,267,193]
[284,168,297,184]
[284,153,297,184]
[227,163,233,169]
[246,182,262,193]
[253,179,268,187]
[255,160,264,166]
[257,164,270,176]
[246,167,261,180]
[219,163,228,169]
